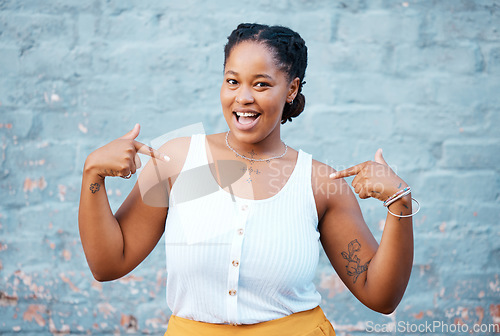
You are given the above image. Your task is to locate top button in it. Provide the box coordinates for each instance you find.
[241,204,248,211]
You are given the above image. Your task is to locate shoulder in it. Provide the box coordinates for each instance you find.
[138,136,192,192]
[310,157,352,221]
[158,136,191,172]
[158,135,192,154]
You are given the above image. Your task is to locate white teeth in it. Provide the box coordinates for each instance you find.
[236,112,259,117]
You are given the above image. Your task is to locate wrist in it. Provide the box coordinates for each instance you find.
[387,193,412,208]
[383,186,410,207]
[383,185,420,219]
[83,156,105,182]
[384,182,408,200]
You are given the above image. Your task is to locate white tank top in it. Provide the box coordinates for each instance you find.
[164,134,321,325]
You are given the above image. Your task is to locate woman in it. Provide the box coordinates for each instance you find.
[79,23,417,336]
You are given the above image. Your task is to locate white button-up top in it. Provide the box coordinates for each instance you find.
[164,134,321,325]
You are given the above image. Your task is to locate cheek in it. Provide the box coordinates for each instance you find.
[220,88,233,107]
[265,93,287,114]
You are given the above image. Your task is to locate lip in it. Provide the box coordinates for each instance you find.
[232,110,261,131]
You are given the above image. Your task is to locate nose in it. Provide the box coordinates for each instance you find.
[235,86,254,104]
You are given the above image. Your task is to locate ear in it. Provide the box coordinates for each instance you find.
[287,77,300,103]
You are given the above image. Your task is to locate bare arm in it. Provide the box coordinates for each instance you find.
[316,149,413,314]
[78,124,172,281]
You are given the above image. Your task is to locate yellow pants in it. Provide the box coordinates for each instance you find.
[164,305,335,336]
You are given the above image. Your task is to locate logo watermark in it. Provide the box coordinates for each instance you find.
[366,320,500,334]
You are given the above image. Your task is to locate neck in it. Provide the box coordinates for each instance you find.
[226,129,285,159]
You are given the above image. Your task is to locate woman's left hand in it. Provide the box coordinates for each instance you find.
[329,149,407,202]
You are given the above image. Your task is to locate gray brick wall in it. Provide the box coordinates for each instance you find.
[1,1,499,335]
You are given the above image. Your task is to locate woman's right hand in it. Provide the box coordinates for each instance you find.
[84,124,170,180]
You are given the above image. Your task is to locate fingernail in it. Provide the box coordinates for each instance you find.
[164,155,170,162]
[329,173,336,179]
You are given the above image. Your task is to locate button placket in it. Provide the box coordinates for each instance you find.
[225,202,250,325]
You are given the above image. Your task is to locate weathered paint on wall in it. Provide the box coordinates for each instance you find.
[1,0,499,335]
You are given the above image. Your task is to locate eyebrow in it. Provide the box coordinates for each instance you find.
[225,70,274,81]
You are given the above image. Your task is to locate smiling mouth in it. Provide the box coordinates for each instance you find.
[234,111,261,125]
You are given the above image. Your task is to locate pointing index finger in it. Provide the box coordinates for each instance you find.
[133,141,170,162]
[329,162,367,179]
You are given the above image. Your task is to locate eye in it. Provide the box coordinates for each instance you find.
[226,79,238,85]
[255,82,270,88]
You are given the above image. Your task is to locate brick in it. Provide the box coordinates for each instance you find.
[485,107,500,137]
[37,110,100,142]
[413,202,500,236]
[7,204,81,239]
[0,47,21,74]
[0,77,79,109]
[78,77,158,109]
[17,42,75,79]
[381,141,437,171]
[405,264,440,300]
[6,141,76,178]
[299,71,337,106]
[338,11,420,45]
[433,76,500,107]
[393,104,495,141]
[439,140,500,169]
[414,233,495,273]
[291,12,336,43]
[47,303,97,334]
[417,170,498,202]
[0,267,56,302]
[368,0,498,12]
[0,13,74,50]
[439,273,500,301]
[309,105,394,141]
[155,13,237,46]
[0,110,34,139]
[98,12,162,42]
[393,44,481,75]
[0,303,49,333]
[484,45,500,74]
[135,41,196,77]
[333,73,434,105]
[314,42,387,73]
[424,11,500,42]
[0,1,100,14]
[0,174,80,208]
[134,301,169,333]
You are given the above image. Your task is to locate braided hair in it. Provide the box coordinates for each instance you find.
[224,23,308,124]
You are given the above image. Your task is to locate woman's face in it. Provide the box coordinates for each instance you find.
[220,41,298,144]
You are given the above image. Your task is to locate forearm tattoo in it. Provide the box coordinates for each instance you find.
[89,183,100,194]
[341,239,371,284]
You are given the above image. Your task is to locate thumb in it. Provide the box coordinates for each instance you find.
[120,123,140,140]
[374,148,388,165]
